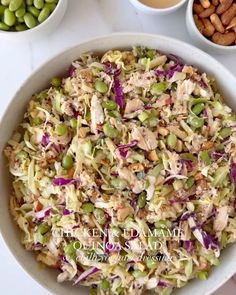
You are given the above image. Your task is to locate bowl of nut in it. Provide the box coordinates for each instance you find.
[0,0,68,41]
[186,0,236,54]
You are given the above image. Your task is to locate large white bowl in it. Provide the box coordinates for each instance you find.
[0,33,236,295]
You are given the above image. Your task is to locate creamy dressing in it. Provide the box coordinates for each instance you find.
[139,0,181,9]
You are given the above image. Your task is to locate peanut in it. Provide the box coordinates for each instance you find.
[221,3,236,26]
[147,150,158,161]
[212,31,235,45]
[226,16,236,29]
[194,14,205,34]
[210,13,225,33]
[200,0,211,9]
[193,3,204,14]
[202,18,216,37]
[216,0,233,14]
[199,5,216,18]
[221,4,236,26]
[212,0,219,6]
[201,141,214,150]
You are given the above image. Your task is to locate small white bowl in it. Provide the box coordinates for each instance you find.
[186,0,236,55]
[129,0,187,15]
[0,0,68,41]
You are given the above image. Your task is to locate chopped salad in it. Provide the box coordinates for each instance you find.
[5,47,236,295]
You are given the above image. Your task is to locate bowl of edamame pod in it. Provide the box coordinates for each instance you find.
[0,0,67,40]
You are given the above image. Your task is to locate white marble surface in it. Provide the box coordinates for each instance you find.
[0,0,236,294]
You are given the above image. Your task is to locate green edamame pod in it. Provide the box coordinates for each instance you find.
[24,12,37,28]
[4,8,16,26]
[27,6,40,17]
[9,0,23,12]
[45,0,56,3]
[0,21,9,30]
[38,6,50,23]
[33,0,44,9]
[15,7,25,17]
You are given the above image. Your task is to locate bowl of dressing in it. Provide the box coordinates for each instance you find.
[129,0,188,15]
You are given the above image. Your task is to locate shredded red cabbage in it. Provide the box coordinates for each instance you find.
[41,133,50,147]
[167,53,184,65]
[104,62,123,110]
[63,208,71,215]
[158,280,168,287]
[52,178,76,186]
[35,206,51,219]
[68,64,76,77]
[155,64,184,80]
[73,267,99,285]
[116,140,138,159]
[183,240,192,254]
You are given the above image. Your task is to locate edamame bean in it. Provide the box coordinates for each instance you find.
[17,16,24,22]
[89,288,97,295]
[32,117,42,125]
[16,150,28,159]
[219,127,232,139]
[24,12,37,28]
[93,208,106,225]
[27,6,40,17]
[51,77,61,87]
[155,220,168,229]
[215,143,224,151]
[132,270,147,279]
[55,123,67,136]
[1,0,11,6]
[192,103,204,115]
[0,5,5,15]
[15,23,27,30]
[38,223,49,234]
[200,150,211,166]
[33,0,44,9]
[188,116,204,129]
[9,0,23,11]
[138,111,149,123]
[38,6,50,23]
[151,82,167,95]
[198,271,207,281]
[15,7,25,17]
[185,176,195,189]
[0,21,9,30]
[102,100,117,110]
[103,123,118,138]
[4,8,16,26]
[70,118,77,129]
[137,192,146,209]
[167,133,177,149]
[81,202,94,213]
[100,280,110,290]
[62,154,73,170]
[146,258,159,269]
[26,0,33,5]
[110,178,128,190]
[95,80,108,94]
[45,0,57,3]
[44,2,55,12]
[64,241,79,261]
[116,287,123,294]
